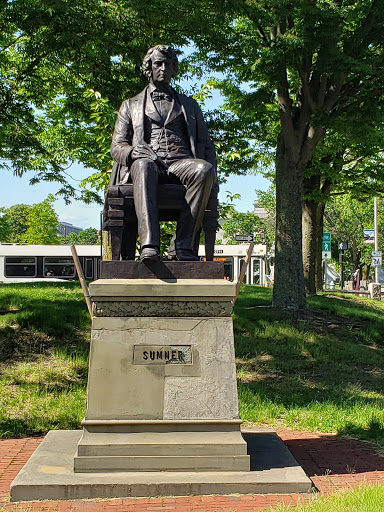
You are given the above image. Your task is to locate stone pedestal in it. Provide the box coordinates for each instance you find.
[10,274,313,501]
[74,278,250,473]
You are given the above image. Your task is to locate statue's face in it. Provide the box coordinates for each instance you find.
[150,50,173,88]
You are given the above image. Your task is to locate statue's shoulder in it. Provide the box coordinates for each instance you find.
[174,90,199,109]
[126,88,147,106]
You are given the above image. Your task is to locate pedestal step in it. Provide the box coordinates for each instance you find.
[76,431,248,457]
[74,454,251,472]
[74,430,250,473]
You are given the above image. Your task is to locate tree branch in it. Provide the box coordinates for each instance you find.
[0,33,25,52]
[297,64,316,112]
[276,65,296,154]
[324,71,345,111]
[256,23,270,47]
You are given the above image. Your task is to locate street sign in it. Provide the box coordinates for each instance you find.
[372,250,382,266]
[322,250,331,260]
[322,232,331,253]
[235,234,254,242]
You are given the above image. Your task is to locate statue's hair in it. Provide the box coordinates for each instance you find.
[141,45,180,79]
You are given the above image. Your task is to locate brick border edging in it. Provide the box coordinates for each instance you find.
[1,429,384,511]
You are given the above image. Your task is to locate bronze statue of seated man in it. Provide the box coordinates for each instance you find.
[105,45,217,262]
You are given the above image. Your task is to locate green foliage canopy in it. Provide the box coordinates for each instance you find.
[21,194,60,244]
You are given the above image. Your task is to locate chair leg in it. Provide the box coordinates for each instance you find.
[204,228,216,261]
[110,227,124,260]
[121,221,138,260]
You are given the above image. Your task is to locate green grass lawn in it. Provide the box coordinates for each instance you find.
[272,484,384,512]
[0,282,90,437]
[235,286,384,445]
[1,282,384,447]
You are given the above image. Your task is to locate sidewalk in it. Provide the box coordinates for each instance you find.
[1,429,384,511]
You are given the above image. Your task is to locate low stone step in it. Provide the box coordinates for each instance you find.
[74,454,251,472]
[76,431,248,457]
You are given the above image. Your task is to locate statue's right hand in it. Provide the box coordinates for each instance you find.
[131,144,157,160]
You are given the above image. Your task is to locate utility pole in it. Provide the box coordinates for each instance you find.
[374,197,379,283]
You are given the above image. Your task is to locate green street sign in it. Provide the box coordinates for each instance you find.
[322,232,331,252]
[322,232,331,242]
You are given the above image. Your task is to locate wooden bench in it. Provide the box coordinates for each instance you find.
[103,183,219,261]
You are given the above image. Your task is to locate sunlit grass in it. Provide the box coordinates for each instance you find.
[1,282,384,446]
[0,282,90,437]
[272,484,384,512]
[235,286,384,445]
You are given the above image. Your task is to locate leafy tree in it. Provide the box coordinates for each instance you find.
[21,194,59,244]
[219,211,263,244]
[1,204,32,242]
[63,227,100,245]
[302,100,384,294]
[0,0,194,200]
[188,0,384,309]
[0,208,10,242]
[254,186,276,248]
[324,195,384,280]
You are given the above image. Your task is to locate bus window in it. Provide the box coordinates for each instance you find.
[223,257,234,281]
[252,259,261,285]
[5,257,37,277]
[85,259,93,279]
[43,257,75,278]
[239,259,247,283]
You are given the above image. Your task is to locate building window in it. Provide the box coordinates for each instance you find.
[43,257,75,278]
[5,257,37,277]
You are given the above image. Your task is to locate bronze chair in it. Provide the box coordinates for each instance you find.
[103,183,219,261]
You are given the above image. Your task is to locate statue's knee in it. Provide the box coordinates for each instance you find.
[131,158,157,177]
[196,161,215,183]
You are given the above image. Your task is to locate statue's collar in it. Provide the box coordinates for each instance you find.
[148,83,174,96]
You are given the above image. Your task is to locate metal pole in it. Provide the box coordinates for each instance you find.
[374,197,379,283]
[340,250,344,290]
[324,257,328,290]
[70,244,93,318]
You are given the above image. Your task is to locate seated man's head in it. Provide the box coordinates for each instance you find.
[142,45,180,89]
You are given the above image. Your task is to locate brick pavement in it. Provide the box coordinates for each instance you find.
[1,429,384,511]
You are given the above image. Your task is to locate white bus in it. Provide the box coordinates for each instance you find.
[198,244,271,285]
[0,244,101,283]
[0,243,271,286]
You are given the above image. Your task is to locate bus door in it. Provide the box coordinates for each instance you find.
[239,258,250,284]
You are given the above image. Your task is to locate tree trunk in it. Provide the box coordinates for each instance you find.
[315,204,325,291]
[302,197,326,295]
[273,138,306,310]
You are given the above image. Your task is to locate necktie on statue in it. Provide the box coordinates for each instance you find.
[152,91,172,102]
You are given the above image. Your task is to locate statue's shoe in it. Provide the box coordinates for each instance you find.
[140,247,160,262]
[176,250,199,261]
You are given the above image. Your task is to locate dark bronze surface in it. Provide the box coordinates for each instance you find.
[100,261,224,280]
[103,45,218,263]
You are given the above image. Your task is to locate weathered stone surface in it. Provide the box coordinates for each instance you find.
[93,300,233,317]
[86,317,238,421]
[163,318,238,420]
[10,429,312,501]
[89,278,236,300]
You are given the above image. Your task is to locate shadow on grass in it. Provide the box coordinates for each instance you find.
[234,286,384,442]
[0,415,83,438]
[0,282,90,361]
[339,419,384,446]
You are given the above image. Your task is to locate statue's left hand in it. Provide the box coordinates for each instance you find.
[131,144,157,161]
